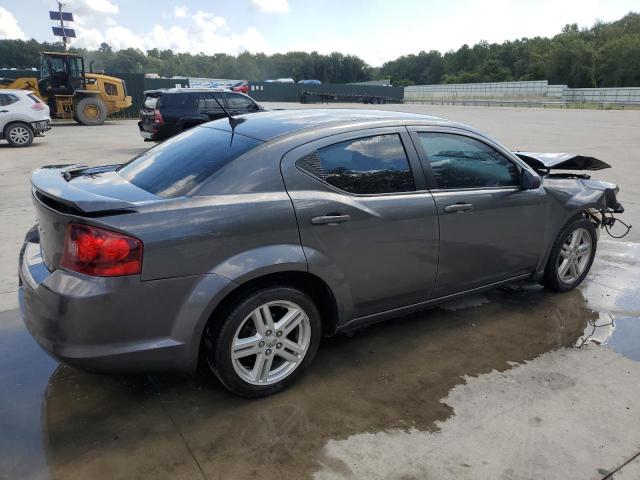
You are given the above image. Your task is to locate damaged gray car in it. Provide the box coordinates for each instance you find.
[18,109,628,397]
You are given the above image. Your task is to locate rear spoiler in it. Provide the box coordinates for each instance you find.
[514,152,611,172]
[31,164,137,213]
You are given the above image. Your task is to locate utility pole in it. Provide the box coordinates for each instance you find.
[58,1,68,51]
[49,1,75,49]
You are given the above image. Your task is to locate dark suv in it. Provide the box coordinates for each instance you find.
[138,88,263,141]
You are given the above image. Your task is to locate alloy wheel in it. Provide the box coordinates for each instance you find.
[8,126,31,145]
[231,300,311,385]
[557,227,592,284]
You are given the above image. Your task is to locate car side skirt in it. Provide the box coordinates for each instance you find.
[335,272,534,333]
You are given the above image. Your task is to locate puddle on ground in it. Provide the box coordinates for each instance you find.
[577,240,640,359]
[0,240,638,479]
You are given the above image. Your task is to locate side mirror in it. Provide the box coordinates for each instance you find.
[520,169,541,190]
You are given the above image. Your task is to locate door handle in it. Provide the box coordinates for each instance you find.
[311,214,351,225]
[0,110,8,113]
[444,203,474,213]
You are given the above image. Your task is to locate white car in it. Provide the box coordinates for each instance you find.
[0,89,51,147]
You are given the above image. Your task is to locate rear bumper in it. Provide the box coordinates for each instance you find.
[31,119,51,136]
[18,236,234,373]
[138,121,171,141]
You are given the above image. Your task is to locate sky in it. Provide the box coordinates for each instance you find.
[0,0,638,66]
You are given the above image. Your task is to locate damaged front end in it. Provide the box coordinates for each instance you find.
[514,152,630,238]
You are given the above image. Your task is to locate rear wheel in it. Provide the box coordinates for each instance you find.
[542,217,597,292]
[5,123,33,147]
[75,97,107,126]
[205,286,322,397]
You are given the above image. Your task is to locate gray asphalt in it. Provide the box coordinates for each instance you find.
[1,103,639,479]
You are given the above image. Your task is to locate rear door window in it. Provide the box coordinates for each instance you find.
[299,134,415,195]
[417,132,519,189]
[118,127,261,198]
[223,93,258,111]
[158,93,197,110]
[196,93,223,111]
[0,93,19,106]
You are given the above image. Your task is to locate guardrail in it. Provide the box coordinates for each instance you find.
[405,98,640,110]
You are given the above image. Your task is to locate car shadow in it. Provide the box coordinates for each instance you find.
[0,141,46,149]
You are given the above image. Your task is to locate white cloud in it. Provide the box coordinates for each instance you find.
[193,10,227,30]
[174,5,188,19]
[250,0,289,14]
[0,7,26,40]
[72,8,267,57]
[75,27,105,50]
[67,0,118,16]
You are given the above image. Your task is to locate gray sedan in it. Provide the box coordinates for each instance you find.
[19,109,624,397]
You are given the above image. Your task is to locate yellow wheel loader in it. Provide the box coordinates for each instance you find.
[0,52,132,126]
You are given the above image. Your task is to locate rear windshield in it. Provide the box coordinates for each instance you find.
[28,93,42,104]
[158,93,196,109]
[118,127,261,198]
[143,95,158,109]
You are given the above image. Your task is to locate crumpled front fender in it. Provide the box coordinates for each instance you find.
[543,177,621,216]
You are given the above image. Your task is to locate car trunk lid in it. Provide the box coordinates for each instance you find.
[31,164,157,271]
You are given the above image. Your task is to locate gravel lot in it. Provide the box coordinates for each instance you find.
[1,103,639,479]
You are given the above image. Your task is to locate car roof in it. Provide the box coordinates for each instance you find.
[143,88,230,95]
[0,89,31,95]
[201,108,469,142]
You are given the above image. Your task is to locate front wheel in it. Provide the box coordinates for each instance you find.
[542,217,597,292]
[205,286,322,397]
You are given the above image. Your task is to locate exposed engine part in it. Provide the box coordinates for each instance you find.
[588,209,632,239]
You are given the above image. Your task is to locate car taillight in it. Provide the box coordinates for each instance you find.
[61,223,143,277]
[31,103,45,110]
[153,108,164,125]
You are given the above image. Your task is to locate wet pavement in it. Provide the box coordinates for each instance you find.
[1,240,639,480]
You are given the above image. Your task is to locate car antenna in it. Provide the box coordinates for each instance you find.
[210,92,244,145]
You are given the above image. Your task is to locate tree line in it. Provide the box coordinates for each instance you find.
[381,12,640,88]
[0,12,638,87]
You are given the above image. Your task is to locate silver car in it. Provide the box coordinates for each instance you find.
[19,109,624,397]
[0,89,51,147]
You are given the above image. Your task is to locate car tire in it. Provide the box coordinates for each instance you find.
[5,123,34,147]
[75,97,108,126]
[542,216,597,292]
[205,286,322,397]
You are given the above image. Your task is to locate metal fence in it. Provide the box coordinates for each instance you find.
[405,80,640,104]
[0,69,38,78]
[108,73,189,118]
[563,87,640,103]
[407,98,640,110]
[405,81,552,100]
[247,82,404,103]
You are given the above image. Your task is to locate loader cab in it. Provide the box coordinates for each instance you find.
[38,53,86,96]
